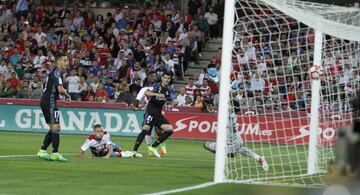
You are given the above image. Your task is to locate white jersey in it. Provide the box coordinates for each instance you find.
[80,131,112,157]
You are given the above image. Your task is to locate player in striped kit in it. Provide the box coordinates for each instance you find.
[80,124,142,158]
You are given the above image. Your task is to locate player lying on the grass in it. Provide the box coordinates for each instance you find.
[80,124,142,158]
[203,113,269,171]
[133,75,167,156]
[132,71,178,158]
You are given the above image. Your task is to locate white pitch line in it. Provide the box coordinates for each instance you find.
[0,153,214,162]
[143,182,217,195]
[0,153,76,158]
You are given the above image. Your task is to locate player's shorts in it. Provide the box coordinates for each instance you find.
[40,102,60,124]
[111,143,122,157]
[142,112,170,128]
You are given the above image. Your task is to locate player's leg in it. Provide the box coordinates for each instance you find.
[234,133,268,171]
[155,128,167,156]
[145,126,155,156]
[133,113,153,152]
[111,143,143,158]
[203,141,216,153]
[145,127,153,146]
[48,108,67,162]
[148,115,173,158]
[37,104,52,160]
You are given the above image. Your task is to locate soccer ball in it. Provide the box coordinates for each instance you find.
[310,65,324,80]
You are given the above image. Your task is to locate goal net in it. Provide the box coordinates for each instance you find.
[215,0,360,186]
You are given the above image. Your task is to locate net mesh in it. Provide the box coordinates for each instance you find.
[225,0,360,186]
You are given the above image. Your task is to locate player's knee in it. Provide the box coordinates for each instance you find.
[165,129,173,136]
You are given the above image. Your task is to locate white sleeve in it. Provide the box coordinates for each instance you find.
[80,139,91,152]
[136,87,153,101]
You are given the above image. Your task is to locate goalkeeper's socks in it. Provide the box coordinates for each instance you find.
[51,130,60,153]
[152,130,173,147]
[41,131,52,150]
[133,130,147,151]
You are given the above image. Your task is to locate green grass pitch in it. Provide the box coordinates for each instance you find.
[0,131,322,195]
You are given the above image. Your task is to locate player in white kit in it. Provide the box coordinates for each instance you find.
[80,124,142,158]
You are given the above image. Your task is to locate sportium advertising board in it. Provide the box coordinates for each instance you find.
[165,112,339,146]
[0,101,340,145]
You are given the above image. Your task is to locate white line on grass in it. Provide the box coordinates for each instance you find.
[143,182,217,195]
[0,154,214,162]
[0,153,76,158]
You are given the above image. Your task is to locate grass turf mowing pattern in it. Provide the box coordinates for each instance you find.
[0,131,323,194]
[0,132,213,195]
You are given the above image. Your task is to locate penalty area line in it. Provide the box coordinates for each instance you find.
[143,182,217,195]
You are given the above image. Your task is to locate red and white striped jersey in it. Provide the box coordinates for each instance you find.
[185,85,197,96]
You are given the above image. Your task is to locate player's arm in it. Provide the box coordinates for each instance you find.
[103,144,113,158]
[79,139,90,157]
[57,85,72,104]
[144,89,165,98]
[53,70,71,103]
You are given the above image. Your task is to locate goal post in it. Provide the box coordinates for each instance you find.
[214,0,360,186]
[214,0,236,183]
[307,30,323,175]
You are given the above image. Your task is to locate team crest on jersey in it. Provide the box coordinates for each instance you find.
[54,69,61,78]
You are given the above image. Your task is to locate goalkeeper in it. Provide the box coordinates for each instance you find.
[80,124,142,158]
[203,112,269,171]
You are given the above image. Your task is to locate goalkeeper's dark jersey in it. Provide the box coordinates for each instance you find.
[145,82,176,114]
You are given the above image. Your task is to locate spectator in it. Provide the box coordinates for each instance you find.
[28,75,42,92]
[30,81,43,99]
[250,73,265,92]
[90,76,100,93]
[204,6,218,38]
[0,81,15,98]
[193,95,204,108]
[188,0,202,16]
[129,78,142,95]
[82,85,95,101]
[177,87,187,106]
[184,95,194,107]
[95,83,108,102]
[16,0,29,19]
[114,83,125,100]
[6,72,20,90]
[185,77,197,97]
[15,80,30,99]
[14,63,24,80]
[66,69,80,100]
[9,48,22,66]
[163,53,175,76]
[116,84,132,105]
[78,76,88,100]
